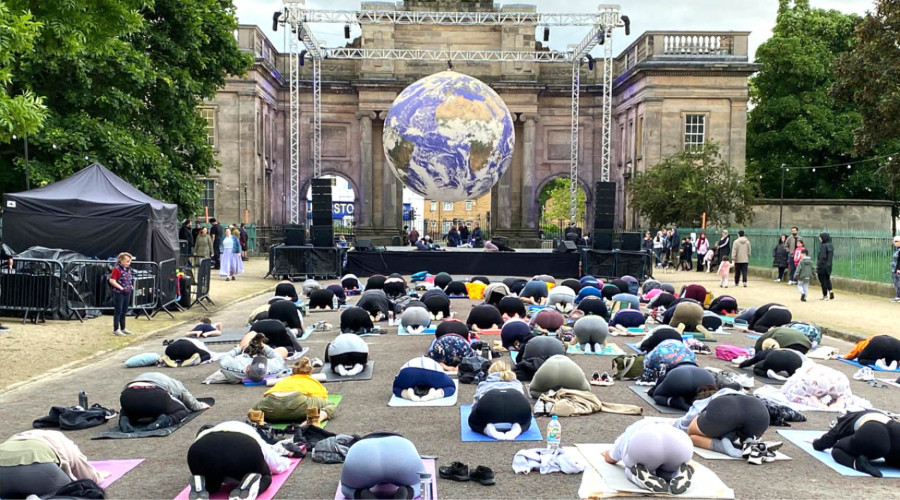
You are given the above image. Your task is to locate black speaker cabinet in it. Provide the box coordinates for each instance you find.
[284,226,306,246]
[592,230,614,251]
[555,240,578,253]
[355,239,376,252]
[621,232,642,251]
[310,226,333,247]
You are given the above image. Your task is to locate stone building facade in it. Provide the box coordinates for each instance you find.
[203,0,758,244]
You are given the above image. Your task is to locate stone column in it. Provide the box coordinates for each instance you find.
[356,111,376,228]
[496,162,512,230]
[520,113,539,229]
[381,113,398,233]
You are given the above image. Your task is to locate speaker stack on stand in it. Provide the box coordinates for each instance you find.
[592,181,616,250]
[310,178,334,247]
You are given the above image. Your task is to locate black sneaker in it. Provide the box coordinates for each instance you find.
[469,465,495,486]
[0,324,9,332]
[438,461,470,482]
[189,475,209,500]
[669,463,694,495]
[229,472,262,500]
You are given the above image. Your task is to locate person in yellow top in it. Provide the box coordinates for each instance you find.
[251,358,335,423]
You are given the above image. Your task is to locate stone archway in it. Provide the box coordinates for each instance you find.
[535,174,594,239]
[301,172,360,239]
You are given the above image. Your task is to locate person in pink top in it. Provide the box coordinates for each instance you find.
[694,233,709,273]
[793,239,805,269]
[717,256,733,288]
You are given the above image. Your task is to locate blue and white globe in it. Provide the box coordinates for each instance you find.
[383,71,515,202]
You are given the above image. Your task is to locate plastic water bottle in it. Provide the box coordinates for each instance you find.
[418,472,433,500]
[332,294,339,310]
[388,311,395,326]
[546,415,561,450]
[78,391,88,409]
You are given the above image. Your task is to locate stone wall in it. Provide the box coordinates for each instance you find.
[748,199,894,233]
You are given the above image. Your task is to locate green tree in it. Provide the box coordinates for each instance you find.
[746,0,874,199]
[0,2,46,143]
[627,142,757,228]
[541,178,586,223]
[834,0,900,198]
[0,0,250,216]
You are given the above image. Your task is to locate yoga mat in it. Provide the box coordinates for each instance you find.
[199,329,248,345]
[397,324,437,336]
[567,343,626,356]
[269,395,342,430]
[476,328,502,335]
[693,447,791,461]
[625,342,642,353]
[459,404,542,442]
[333,458,437,500]
[174,458,302,500]
[90,459,144,489]
[627,386,685,415]
[389,380,459,407]
[838,358,900,373]
[321,361,374,382]
[777,429,900,478]
[746,333,762,341]
[575,444,734,499]
[717,315,736,325]
[299,326,315,341]
[93,398,215,439]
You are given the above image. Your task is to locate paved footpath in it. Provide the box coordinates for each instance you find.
[0,274,897,499]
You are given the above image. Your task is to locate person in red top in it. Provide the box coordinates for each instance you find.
[108,252,134,337]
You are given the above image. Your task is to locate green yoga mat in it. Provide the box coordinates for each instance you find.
[269,394,342,430]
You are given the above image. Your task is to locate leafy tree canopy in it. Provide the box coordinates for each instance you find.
[0,2,46,143]
[628,142,757,228]
[541,178,586,223]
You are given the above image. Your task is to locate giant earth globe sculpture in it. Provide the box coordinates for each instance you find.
[382,71,515,202]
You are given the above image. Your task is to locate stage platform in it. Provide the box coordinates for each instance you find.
[344,247,579,277]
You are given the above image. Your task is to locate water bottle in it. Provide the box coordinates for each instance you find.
[388,311,395,326]
[418,472,433,500]
[332,294,339,310]
[546,415,561,450]
[78,391,88,409]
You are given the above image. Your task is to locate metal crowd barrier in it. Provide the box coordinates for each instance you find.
[0,258,64,324]
[581,250,651,280]
[267,245,342,280]
[64,260,159,322]
[153,258,182,318]
[191,258,214,311]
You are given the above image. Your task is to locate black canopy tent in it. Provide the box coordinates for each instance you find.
[2,163,179,263]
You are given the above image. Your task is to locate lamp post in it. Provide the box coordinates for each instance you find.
[778,163,786,230]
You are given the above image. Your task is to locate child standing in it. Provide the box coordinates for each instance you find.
[680,238,693,271]
[795,248,814,302]
[792,239,805,278]
[108,252,134,337]
[717,256,733,288]
[703,249,715,273]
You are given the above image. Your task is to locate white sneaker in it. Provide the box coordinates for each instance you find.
[890,298,900,303]
[112,329,126,337]
[853,367,875,381]
[731,356,749,365]
[734,373,755,389]
[774,279,781,283]
[875,359,899,371]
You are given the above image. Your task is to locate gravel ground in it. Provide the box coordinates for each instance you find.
[0,274,897,499]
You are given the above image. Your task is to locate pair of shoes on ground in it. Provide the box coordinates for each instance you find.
[741,440,781,465]
[439,462,494,485]
[890,297,900,303]
[113,328,134,337]
[190,472,262,500]
[628,463,694,494]
[821,292,835,300]
[875,359,899,370]
[590,371,614,386]
[853,367,875,382]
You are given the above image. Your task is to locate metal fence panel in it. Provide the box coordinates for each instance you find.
[0,258,63,323]
[192,258,214,311]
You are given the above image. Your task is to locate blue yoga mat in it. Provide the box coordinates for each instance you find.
[838,358,900,373]
[397,324,437,336]
[746,333,762,340]
[777,429,900,477]
[459,405,543,442]
[626,342,642,353]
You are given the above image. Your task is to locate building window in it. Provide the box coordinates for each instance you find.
[199,179,215,218]
[430,201,437,212]
[684,114,706,151]
[465,201,473,211]
[443,202,454,211]
[199,108,216,147]
[635,116,644,159]
[442,221,452,233]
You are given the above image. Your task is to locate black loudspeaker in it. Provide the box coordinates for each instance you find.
[555,240,578,253]
[621,232,642,251]
[284,225,306,246]
[355,239,376,252]
[593,181,616,231]
[311,214,332,227]
[310,226,333,247]
[491,236,509,247]
[592,230,614,251]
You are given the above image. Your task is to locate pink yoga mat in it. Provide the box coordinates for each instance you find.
[173,458,301,500]
[334,458,437,500]
[89,459,145,489]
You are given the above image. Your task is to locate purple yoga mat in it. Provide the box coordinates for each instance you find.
[89,459,145,489]
[173,458,302,500]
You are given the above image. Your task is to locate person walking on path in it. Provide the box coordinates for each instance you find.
[817,232,835,300]
[695,233,709,272]
[796,248,814,302]
[785,227,800,284]
[731,230,751,287]
[715,230,731,266]
[193,227,213,269]
[772,234,790,283]
[209,218,221,269]
[108,252,134,337]
[239,223,249,261]
[408,227,419,246]
[890,236,900,303]
[219,228,244,280]
[179,220,194,256]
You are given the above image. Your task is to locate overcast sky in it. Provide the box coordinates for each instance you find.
[235,0,873,61]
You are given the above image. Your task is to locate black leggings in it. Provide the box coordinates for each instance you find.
[468,389,533,434]
[120,386,189,424]
[857,335,900,366]
[188,432,272,494]
[697,395,769,440]
[165,339,211,363]
[113,292,130,331]
[818,271,833,295]
[734,263,748,285]
[831,421,900,470]
[0,462,71,498]
[753,350,803,377]
[640,328,682,354]
[649,365,715,411]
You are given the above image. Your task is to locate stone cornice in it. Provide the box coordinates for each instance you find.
[355,111,377,120]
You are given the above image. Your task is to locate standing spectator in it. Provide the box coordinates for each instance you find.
[193,226,213,269]
[715,230,731,266]
[795,248,814,302]
[694,232,709,272]
[666,228,678,269]
[731,230,751,287]
[445,226,460,247]
[816,232,835,300]
[772,234,790,283]
[793,239,805,274]
[219,228,243,281]
[661,228,672,267]
[641,231,653,254]
[401,225,409,246]
[108,252,134,337]
[191,221,202,243]
[679,237,693,271]
[209,218,221,269]
[652,231,664,267]
[891,236,900,303]
[408,227,419,246]
[179,220,194,256]
[459,223,470,244]
[471,222,484,248]
[239,223,249,261]
[785,227,800,284]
